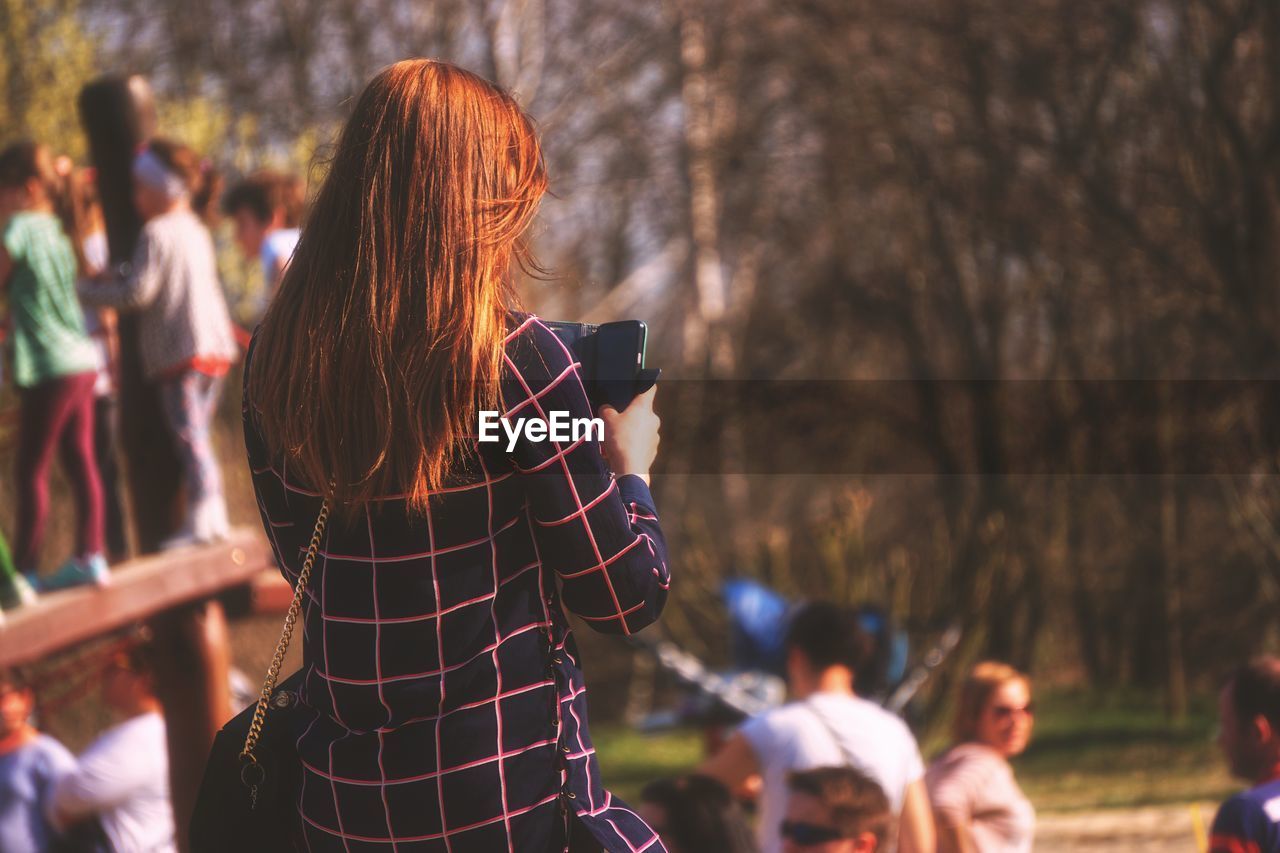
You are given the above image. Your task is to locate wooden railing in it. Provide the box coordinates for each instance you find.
[0,529,274,666]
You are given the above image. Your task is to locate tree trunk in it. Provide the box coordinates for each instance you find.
[1159,379,1188,723]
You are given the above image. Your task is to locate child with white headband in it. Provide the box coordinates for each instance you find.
[80,138,238,549]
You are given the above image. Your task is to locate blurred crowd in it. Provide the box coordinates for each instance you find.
[1,633,172,851]
[2,602,1277,852]
[648,605,1279,853]
[0,137,301,615]
[1,126,1278,852]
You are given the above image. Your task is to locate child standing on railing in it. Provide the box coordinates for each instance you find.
[80,139,238,549]
[0,141,107,594]
[56,161,129,563]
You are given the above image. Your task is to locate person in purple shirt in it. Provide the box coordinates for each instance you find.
[1211,657,1280,853]
[0,667,76,852]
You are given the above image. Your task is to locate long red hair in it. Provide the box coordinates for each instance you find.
[248,59,547,514]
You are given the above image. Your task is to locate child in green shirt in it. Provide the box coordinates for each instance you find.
[0,142,108,599]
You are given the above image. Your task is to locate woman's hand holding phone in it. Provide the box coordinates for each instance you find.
[600,385,660,485]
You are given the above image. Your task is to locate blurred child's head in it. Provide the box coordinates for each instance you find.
[0,141,59,213]
[784,603,874,696]
[223,171,305,258]
[101,636,158,714]
[132,138,219,222]
[48,160,106,274]
[1219,656,1280,782]
[639,775,757,853]
[783,767,890,853]
[67,165,103,234]
[0,668,35,738]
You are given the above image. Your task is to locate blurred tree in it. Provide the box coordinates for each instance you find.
[45,0,1280,722]
[0,0,97,157]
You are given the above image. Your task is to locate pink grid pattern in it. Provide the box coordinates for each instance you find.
[244,314,670,852]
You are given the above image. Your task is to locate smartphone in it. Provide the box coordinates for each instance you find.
[544,319,656,411]
[592,320,646,376]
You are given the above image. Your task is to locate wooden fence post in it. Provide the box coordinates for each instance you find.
[79,74,230,853]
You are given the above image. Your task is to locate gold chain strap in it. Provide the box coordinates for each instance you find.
[240,499,330,765]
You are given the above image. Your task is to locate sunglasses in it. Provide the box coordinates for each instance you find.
[780,820,844,846]
[991,702,1035,718]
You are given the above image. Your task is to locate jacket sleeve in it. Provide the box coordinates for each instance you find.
[501,317,669,635]
[78,227,163,310]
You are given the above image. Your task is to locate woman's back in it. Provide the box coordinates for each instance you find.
[245,313,670,851]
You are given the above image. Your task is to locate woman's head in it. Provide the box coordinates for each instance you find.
[953,661,1034,757]
[132,138,219,221]
[0,141,59,213]
[249,59,548,514]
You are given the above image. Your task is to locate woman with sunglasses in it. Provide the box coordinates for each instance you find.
[926,662,1036,853]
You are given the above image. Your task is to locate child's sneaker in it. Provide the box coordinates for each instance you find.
[159,527,200,551]
[194,497,231,544]
[41,554,111,592]
[160,499,231,551]
[0,572,39,610]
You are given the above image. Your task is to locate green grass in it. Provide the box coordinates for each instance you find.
[594,689,1242,813]
[1010,689,1238,812]
[592,725,704,803]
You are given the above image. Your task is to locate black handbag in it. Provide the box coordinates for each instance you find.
[190,501,330,852]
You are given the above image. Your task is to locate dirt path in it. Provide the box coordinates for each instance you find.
[1035,804,1215,851]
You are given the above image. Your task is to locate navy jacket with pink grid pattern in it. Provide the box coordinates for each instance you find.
[243,313,671,852]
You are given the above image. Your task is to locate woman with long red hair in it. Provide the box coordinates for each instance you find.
[244,60,670,851]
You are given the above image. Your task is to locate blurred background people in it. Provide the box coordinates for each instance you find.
[700,602,934,853]
[49,638,175,853]
[926,662,1035,853]
[639,774,758,853]
[1210,657,1280,853]
[57,161,128,564]
[0,667,76,852]
[782,766,892,853]
[0,141,106,595]
[80,138,238,550]
[221,169,303,320]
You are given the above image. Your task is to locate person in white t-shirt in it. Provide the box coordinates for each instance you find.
[50,640,176,853]
[700,603,935,853]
